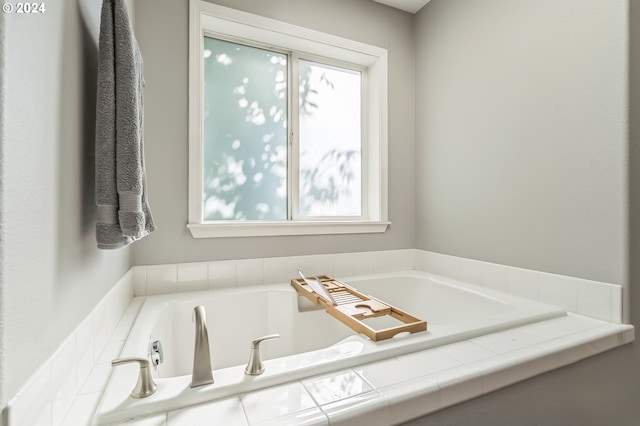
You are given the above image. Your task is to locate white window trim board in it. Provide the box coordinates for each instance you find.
[188,0,389,238]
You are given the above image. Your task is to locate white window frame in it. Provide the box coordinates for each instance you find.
[188,0,389,238]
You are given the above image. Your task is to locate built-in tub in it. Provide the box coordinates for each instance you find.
[94,270,566,424]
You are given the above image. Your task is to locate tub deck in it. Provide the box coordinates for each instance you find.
[93,270,568,424]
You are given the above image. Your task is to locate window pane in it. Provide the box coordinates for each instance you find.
[203,37,288,220]
[298,60,362,217]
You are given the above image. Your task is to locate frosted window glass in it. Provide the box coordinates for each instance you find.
[202,37,288,221]
[298,60,362,217]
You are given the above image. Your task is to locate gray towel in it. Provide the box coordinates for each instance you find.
[95,0,155,249]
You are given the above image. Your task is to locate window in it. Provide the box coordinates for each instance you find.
[188,1,389,237]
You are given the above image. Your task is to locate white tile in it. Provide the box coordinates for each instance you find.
[476,346,562,394]
[353,358,419,389]
[390,249,413,272]
[481,262,509,293]
[369,250,413,274]
[539,272,578,312]
[241,382,316,424]
[8,362,53,426]
[79,363,113,394]
[59,391,102,426]
[167,397,247,426]
[52,370,76,426]
[508,266,540,301]
[111,414,167,425]
[430,365,483,409]
[558,325,626,361]
[97,340,125,364]
[470,329,546,354]
[611,285,623,323]
[51,336,77,389]
[419,252,459,279]
[457,257,483,285]
[417,251,461,278]
[51,338,77,426]
[208,260,237,289]
[119,271,136,311]
[520,314,603,340]
[371,250,394,273]
[397,348,462,376]
[263,257,289,284]
[288,255,334,279]
[110,276,131,319]
[576,279,613,322]
[133,266,148,296]
[321,391,389,426]
[92,302,110,362]
[440,254,461,279]
[352,252,375,275]
[109,287,128,331]
[75,316,95,391]
[333,253,356,278]
[110,311,137,341]
[146,264,178,295]
[413,250,429,272]
[252,408,327,426]
[177,262,208,292]
[126,297,145,314]
[302,370,374,406]
[421,251,445,275]
[381,376,441,425]
[33,405,52,426]
[436,341,496,364]
[237,258,264,286]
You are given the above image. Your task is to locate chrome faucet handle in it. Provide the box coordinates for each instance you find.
[111,357,157,398]
[244,334,280,376]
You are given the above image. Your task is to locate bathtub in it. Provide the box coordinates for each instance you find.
[93,270,565,424]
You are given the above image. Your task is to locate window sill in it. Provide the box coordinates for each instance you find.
[187,221,390,238]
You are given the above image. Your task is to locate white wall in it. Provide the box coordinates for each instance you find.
[410,0,640,424]
[0,0,130,409]
[131,0,416,266]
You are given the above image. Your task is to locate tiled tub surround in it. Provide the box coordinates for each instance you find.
[1,270,137,426]
[1,250,631,425]
[134,250,623,324]
[94,271,566,424]
[101,314,633,426]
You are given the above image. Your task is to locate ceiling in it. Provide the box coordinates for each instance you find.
[372,0,431,14]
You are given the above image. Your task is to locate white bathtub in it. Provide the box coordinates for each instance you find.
[94,270,565,424]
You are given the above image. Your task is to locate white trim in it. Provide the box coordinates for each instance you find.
[292,54,368,221]
[188,0,204,224]
[188,0,389,236]
[187,221,390,238]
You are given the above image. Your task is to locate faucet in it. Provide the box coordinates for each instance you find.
[191,305,214,387]
[244,334,280,375]
[111,357,157,398]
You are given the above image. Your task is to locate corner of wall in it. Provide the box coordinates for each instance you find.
[0,4,7,411]
[628,0,639,327]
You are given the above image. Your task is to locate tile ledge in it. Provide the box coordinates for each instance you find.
[103,315,633,425]
[376,317,633,424]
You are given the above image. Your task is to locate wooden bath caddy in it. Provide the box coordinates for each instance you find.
[290,275,427,341]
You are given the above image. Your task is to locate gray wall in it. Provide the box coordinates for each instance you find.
[415,0,627,285]
[0,0,130,408]
[409,0,640,424]
[131,0,416,266]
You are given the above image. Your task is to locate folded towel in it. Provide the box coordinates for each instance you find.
[95,0,155,249]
